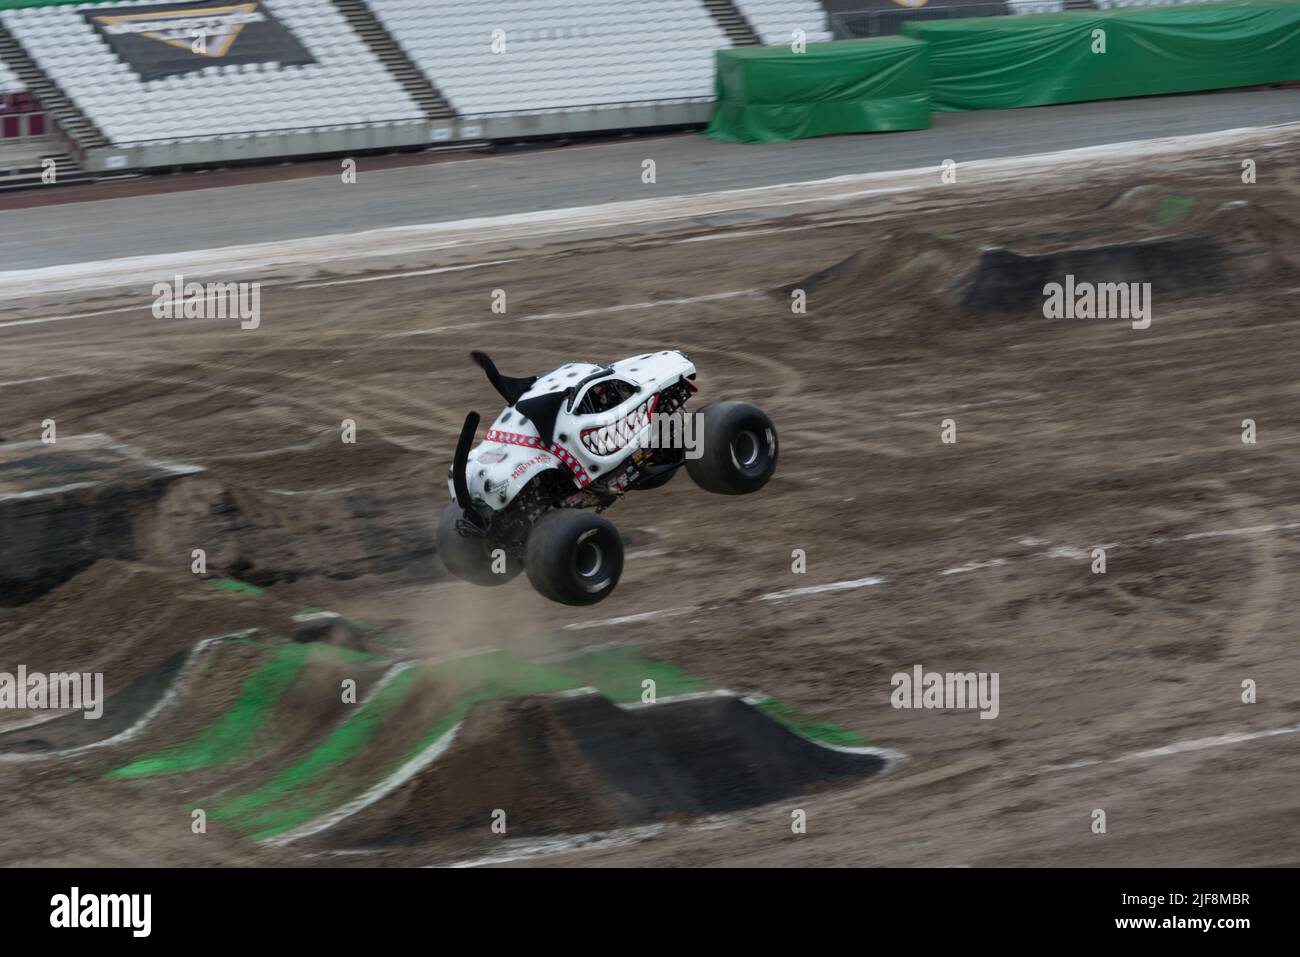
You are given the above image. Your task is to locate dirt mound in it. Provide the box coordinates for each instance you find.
[0,649,189,755]
[0,634,273,768]
[0,561,297,704]
[315,691,887,849]
[0,557,396,765]
[957,235,1229,314]
[94,638,392,789]
[781,200,1300,322]
[1200,200,1300,280]
[151,425,441,586]
[779,231,975,328]
[196,482,441,586]
[0,428,441,606]
[0,434,205,605]
[1100,184,1207,230]
[955,197,1300,314]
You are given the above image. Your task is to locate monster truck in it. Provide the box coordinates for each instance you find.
[438,350,778,605]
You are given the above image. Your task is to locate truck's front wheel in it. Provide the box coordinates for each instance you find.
[525,510,624,605]
[685,401,778,495]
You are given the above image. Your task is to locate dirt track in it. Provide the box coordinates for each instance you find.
[3,132,1300,866]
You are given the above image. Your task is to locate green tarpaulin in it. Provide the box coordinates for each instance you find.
[901,2,1300,112]
[705,38,931,144]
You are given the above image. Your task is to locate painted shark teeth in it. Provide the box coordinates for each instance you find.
[581,396,657,455]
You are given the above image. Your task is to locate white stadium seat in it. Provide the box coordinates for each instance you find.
[0,51,26,94]
[0,0,423,144]
[364,0,729,117]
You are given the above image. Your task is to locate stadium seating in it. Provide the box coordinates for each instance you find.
[0,0,423,144]
[364,0,729,116]
[734,0,833,45]
[0,0,1242,172]
[0,53,23,94]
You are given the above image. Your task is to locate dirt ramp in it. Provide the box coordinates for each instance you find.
[0,435,204,605]
[0,650,188,755]
[316,691,887,850]
[778,232,975,330]
[1200,200,1300,280]
[318,693,648,848]
[0,429,441,605]
[781,199,1300,323]
[956,197,1300,314]
[626,693,887,812]
[0,561,300,704]
[956,235,1229,314]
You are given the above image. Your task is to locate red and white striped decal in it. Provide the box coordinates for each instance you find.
[484,429,592,487]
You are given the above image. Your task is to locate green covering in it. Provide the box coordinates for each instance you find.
[901,2,1300,112]
[706,38,931,144]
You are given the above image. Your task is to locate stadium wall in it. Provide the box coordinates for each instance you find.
[78,102,716,173]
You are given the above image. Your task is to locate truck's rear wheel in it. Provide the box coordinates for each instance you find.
[437,502,520,585]
[686,401,778,494]
[525,509,624,605]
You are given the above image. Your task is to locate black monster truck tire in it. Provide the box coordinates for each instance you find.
[685,401,779,495]
[525,509,624,606]
[437,502,520,585]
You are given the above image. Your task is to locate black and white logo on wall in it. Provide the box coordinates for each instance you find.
[83,1,315,80]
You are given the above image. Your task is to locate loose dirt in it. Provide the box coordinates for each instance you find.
[3,134,1300,865]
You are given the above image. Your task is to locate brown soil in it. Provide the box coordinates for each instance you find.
[0,561,296,704]
[3,135,1300,866]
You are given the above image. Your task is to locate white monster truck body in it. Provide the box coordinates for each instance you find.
[450,350,696,511]
[440,350,777,606]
